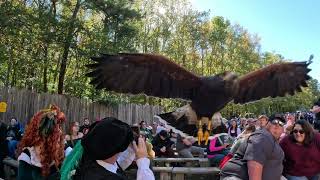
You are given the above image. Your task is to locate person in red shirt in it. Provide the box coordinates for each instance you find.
[280,119,320,180]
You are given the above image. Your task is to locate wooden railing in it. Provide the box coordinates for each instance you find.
[153,166,220,180]
[3,157,221,180]
[153,157,210,167]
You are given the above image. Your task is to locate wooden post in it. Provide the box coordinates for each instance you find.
[199,158,209,167]
[153,167,173,180]
[174,173,185,180]
[3,164,11,180]
[160,172,171,180]
[3,158,19,180]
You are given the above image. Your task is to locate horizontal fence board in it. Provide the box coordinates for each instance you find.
[0,87,163,130]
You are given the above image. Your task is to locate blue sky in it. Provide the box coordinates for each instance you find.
[191,0,319,82]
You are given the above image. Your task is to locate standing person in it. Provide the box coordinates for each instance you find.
[17,105,66,180]
[228,119,241,139]
[280,120,320,180]
[65,121,83,148]
[79,118,90,135]
[296,111,303,121]
[220,115,286,180]
[285,114,296,128]
[61,117,155,180]
[311,98,320,131]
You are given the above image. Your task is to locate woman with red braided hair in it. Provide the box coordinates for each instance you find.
[17,105,66,180]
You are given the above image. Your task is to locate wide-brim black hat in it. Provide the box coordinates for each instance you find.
[81,117,133,160]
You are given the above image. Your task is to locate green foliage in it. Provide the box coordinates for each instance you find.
[0,0,319,116]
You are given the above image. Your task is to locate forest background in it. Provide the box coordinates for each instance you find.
[1,0,319,118]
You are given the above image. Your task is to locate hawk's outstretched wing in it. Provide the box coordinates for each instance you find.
[234,61,311,104]
[87,53,201,100]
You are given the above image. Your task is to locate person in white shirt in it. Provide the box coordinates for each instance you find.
[60,117,155,180]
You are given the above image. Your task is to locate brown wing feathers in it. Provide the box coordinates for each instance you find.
[86,53,201,100]
[234,61,311,104]
[87,53,312,107]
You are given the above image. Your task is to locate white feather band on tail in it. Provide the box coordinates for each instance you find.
[154,115,198,142]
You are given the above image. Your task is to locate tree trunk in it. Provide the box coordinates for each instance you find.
[57,0,81,94]
[5,44,13,87]
[43,45,48,92]
[42,0,56,92]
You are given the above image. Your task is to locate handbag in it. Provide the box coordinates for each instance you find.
[219,153,233,169]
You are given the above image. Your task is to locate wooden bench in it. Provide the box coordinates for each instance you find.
[3,157,18,180]
[153,167,173,180]
[172,167,220,180]
[152,158,209,167]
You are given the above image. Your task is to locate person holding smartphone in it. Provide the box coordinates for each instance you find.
[61,117,155,180]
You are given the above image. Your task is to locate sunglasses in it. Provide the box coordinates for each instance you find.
[293,129,305,134]
[271,119,285,127]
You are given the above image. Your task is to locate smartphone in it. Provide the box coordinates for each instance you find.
[131,126,140,144]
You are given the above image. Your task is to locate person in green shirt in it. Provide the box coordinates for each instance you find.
[139,121,153,142]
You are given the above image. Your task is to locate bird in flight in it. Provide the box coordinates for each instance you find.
[87,53,312,144]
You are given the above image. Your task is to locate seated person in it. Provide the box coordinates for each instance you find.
[156,122,167,135]
[139,121,153,142]
[152,130,174,157]
[207,134,230,166]
[132,125,155,159]
[65,121,83,148]
[6,117,23,159]
[230,124,256,154]
[176,134,204,158]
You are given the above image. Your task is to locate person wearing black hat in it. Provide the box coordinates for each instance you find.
[311,98,320,131]
[60,117,155,180]
[220,115,286,180]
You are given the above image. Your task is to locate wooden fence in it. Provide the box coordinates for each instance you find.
[0,87,163,127]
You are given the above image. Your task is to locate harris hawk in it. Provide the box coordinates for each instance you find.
[87,53,313,144]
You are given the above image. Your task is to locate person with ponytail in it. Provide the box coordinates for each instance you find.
[17,105,66,180]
